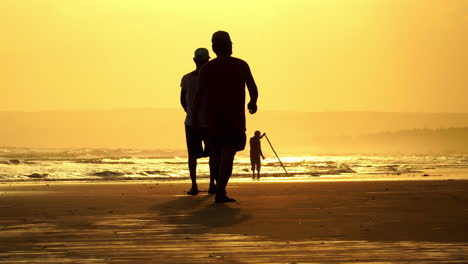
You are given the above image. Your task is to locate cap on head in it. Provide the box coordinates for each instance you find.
[194,48,210,61]
[212,31,232,44]
[211,31,233,56]
[254,131,261,136]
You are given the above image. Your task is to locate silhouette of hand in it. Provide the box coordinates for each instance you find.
[247,101,257,114]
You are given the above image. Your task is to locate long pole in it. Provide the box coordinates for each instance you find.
[264,134,288,176]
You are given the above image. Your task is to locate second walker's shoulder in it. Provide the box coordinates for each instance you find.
[199,59,217,73]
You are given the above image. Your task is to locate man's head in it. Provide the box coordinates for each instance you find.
[212,31,232,57]
[254,131,261,137]
[193,47,210,68]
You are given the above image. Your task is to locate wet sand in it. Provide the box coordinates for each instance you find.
[0,180,467,263]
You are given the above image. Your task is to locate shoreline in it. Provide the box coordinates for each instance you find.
[1,173,467,184]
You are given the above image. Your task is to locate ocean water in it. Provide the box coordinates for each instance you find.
[0,147,467,182]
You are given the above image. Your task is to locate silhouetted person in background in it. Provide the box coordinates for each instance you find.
[194,31,259,203]
[250,131,265,179]
[180,48,216,195]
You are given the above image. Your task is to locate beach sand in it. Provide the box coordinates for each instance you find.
[0,180,467,263]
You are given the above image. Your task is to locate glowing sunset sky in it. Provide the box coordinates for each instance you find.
[1,0,467,112]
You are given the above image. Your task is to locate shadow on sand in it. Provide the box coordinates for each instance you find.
[153,194,251,235]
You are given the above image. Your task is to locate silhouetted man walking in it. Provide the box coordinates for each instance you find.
[194,31,259,203]
[180,48,216,195]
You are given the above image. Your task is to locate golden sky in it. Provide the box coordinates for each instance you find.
[1,0,467,112]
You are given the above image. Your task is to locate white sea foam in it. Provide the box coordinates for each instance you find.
[0,148,467,182]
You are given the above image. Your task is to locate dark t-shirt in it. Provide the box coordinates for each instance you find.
[250,137,261,158]
[198,57,254,136]
[180,70,206,127]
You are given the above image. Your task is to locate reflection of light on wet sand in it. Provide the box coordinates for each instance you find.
[229,175,458,183]
[1,214,467,263]
[0,191,57,195]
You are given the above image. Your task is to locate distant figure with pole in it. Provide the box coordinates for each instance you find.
[250,131,265,179]
[264,133,288,176]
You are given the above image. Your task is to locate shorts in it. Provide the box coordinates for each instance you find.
[208,132,247,152]
[185,125,209,157]
[250,154,261,165]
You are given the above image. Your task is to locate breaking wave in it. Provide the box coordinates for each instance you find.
[0,148,467,182]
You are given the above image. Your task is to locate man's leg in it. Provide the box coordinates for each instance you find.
[251,159,256,179]
[208,154,218,194]
[209,141,222,192]
[203,135,216,194]
[188,155,198,193]
[186,125,200,195]
[215,144,237,202]
[257,162,261,179]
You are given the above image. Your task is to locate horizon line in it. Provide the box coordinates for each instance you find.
[1,107,468,114]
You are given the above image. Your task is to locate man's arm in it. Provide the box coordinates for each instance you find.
[180,76,187,112]
[243,61,258,114]
[180,85,187,112]
[192,68,207,127]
